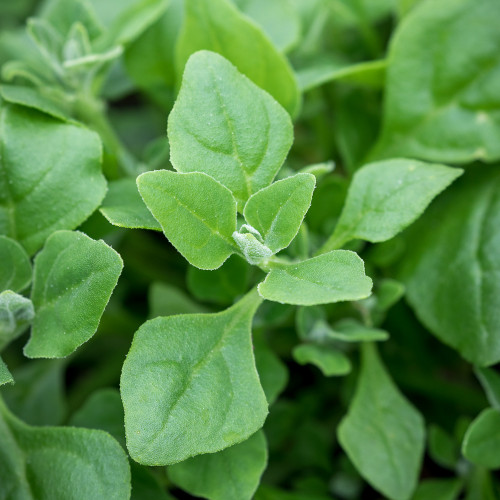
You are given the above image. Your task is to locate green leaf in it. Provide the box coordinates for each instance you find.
[462,408,500,469]
[0,290,34,351]
[321,159,463,251]
[243,173,316,253]
[412,479,463,500]
[168,50,293,208]
[428,425,459,469]
[332,319,389,342]
[401,167,500,366]
[0,235,31,292]
[0,398,131,499]
[1,359,66,426]
[338,344,425,500]
[100,177,161,231]
[176,0,300,116]
[258,250,372,305]
[475,366,500,409]
[187,255,250,305]
[24,230,123,358]
[168,430,268,500]
[371,0,500,163]
[0,105,106,255]
[137,170,237,270]
[121,289,267,465]
[149,282,209,317]
[0,357,13,386]
[293,344,351,376]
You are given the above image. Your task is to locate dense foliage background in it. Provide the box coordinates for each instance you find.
[1,0,499,499]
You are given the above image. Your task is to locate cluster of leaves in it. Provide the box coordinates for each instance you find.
[0,0,499,499]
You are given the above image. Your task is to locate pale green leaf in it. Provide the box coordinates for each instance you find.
[25,230,123,358]
[121,289,267,465]
[176,0,300,116]
[243,173,316,253]
[338,344,425,500]
[168,50,293,207]
[412,479,463,500]
[0,105,106,255]
[332,319,389,342]
[168,430,268,500]
[137,170,237,270]
[0,357,13,386]
[401,167,500,366]
[371,0,500,163]
[462,408,500,469]
[293,344,351,376]
[0,235,31,292]
[475,366,500,409]
[258,250,372,305]
[321,159,463,251]
[100,177,161,231]
[0,398,131,499]
[0,290,34,351]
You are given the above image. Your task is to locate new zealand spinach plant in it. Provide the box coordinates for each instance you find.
[1,0,499,499]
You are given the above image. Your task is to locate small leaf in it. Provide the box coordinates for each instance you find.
[168,431,268,500]
[462,408,500,469]
[100,177,161,231]
[137,170,237,270]
[25,230,123,358]
[0,105,106,255]
[0,291,35,351]
[258,250,372,305]
[0,357,13,386]
[243,173,316,253]
[168,50,293,208]
[332,319,389,343]
[293,344,351,376]
[428,425,459,469]
[176,0,300,116]
[338,343,425,500]
[121,289,268,465]
[0,398,131,499]
[149,282,208,317]
[475,366,500,409]
[412,479,463,500]
[322,159,463,251]
[0,235,32,292]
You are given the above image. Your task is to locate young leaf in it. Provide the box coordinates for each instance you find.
[462,408,500,469]
[121,289,268,465]
[321,159,463,251]
[168,430,268,500]
[100,177,161,231]
[371,0,500,163]
[332,319,389,343]
[0,290,35,350]
[338,344,425,500]
[137,170,237,270]
[243,173,316,253]
[25,230,123,358]
[0,358,13,386]
[258,250,372,305]
[293,344,351,376]
[168,50,293,207]
[176,0,300,116]
[0,105,106,255]
[475,366,500,409]
[0,398,131,499]
[0,235,32,292]
[401,167,500,366]
[428,425,459,469]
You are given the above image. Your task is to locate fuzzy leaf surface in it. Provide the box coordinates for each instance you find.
[0,290,34,350]
[293,344,351,376]
[0,236,32,293]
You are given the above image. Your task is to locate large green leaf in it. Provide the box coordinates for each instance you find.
[137,170,238,270]
[371,0,500,163]
[176,0,300,115]
[121,289,267,465]
[168,51,293,208]
[0,105,106,255]
[243,173,316,253]
[168,430,268,500]
[338,344,425,500]
[0,235,31,293]
[0,290,34,350]
[321,159,462,252]
[24,230,123,358]
[401,167,500,366]
[0,398,131,499]
[258,251,372,305]
[462,408,500,469]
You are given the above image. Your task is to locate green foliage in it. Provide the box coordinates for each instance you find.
[0,235,32,292]
[0,290,34,350]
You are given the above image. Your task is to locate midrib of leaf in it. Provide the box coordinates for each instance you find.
[142,291,262,455]
[0,108,17,240]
